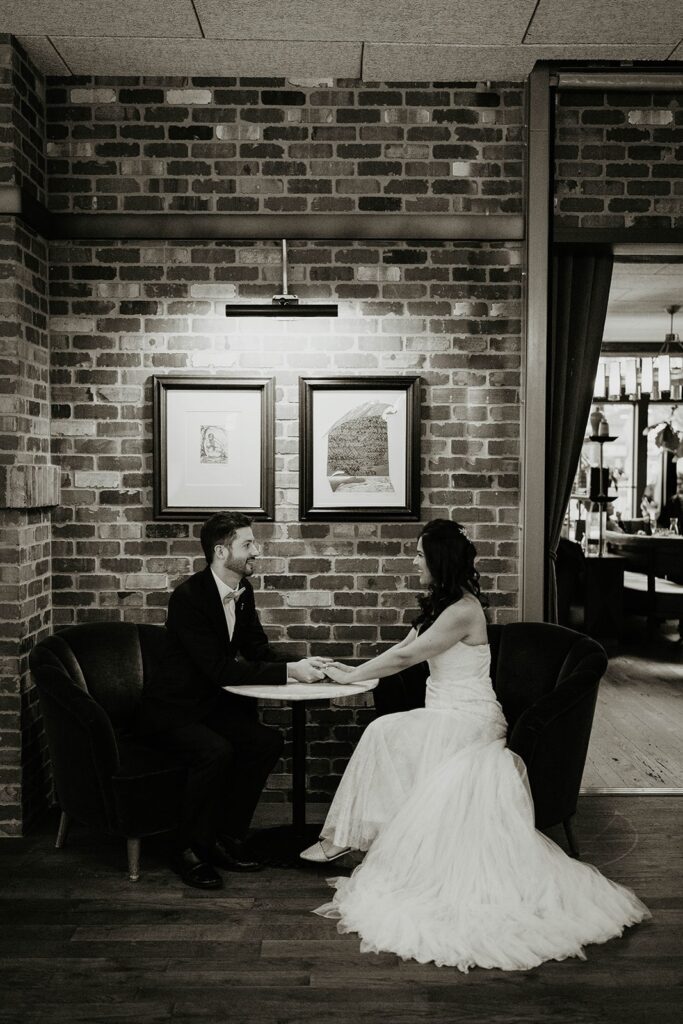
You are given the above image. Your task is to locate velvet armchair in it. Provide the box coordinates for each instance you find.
[373,621,607,858]
[29,622,186,881]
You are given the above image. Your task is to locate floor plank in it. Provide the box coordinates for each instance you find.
[582,620,682,790]
[1,799,681,1024]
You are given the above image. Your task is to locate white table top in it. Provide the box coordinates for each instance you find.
[223,679,379,702]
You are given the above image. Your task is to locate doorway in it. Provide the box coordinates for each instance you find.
[564,248,683,792]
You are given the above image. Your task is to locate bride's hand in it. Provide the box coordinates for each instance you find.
[325,662,357,684]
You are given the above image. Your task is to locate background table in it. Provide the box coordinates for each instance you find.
[606,530,683,635]
[224,679,378,859]
[583,553,625,654]
[606,530,683,583]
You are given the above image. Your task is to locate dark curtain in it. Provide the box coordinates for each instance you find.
[545,247,614,621]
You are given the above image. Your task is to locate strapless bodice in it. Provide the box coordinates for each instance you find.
[425,640,499,711]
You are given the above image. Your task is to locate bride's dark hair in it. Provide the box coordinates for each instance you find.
[413,519,487,630]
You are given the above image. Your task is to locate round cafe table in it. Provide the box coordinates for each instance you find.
[224,678,378,863]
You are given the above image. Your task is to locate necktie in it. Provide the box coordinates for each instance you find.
[222,587,244,639]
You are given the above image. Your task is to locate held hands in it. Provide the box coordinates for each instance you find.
[287,657,331,684]
[286,657,359,685]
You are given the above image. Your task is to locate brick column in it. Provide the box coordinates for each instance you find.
[0,38,59,835]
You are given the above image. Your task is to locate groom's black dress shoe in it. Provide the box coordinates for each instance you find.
[211,836,264,872]
[173,847,223,890]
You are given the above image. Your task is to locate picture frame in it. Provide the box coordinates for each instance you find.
[153,376,275,521]
[299,376,421,521]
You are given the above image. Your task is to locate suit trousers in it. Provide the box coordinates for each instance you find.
[146,691,284,852]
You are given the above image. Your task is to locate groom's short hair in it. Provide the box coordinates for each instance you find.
[200,510,253,564]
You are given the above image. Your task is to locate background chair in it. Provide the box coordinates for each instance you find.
[555,537,585,628]
[29,622,186,881]
[373,622,608,858]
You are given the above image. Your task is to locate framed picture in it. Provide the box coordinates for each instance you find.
[299,376,421,521]
[153,376,274,521]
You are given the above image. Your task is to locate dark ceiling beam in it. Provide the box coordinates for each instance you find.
[555,227,683,245]
[0,185,49,235]
[601,342,679,354]
[554,71,683,91]
[49,212,524,241]
[536,59,683,91]
[0,188,523,242]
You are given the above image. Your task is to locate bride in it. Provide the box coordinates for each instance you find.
[300,519,649,971]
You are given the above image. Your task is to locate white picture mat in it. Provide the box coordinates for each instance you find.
[165,389,262,508]
[312,389,408,508]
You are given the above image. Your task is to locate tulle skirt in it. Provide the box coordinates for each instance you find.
[315,707,650,972]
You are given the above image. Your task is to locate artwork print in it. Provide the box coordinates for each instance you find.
[200,425,229,464]
[300,376,420,521]
[326,400,398,493]
[153,376,274,521]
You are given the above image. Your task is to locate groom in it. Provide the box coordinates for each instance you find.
[137,510,328,889]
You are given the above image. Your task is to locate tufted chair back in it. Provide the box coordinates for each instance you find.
[29,623,184,880]
[30,622,166,730]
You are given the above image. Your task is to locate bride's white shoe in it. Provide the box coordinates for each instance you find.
[299,839,351,863]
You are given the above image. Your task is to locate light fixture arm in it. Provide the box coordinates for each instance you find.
[272,238,298,306]
[281,238,289,296]
[224,237,338,317]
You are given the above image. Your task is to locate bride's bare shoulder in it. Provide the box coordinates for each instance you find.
[441,593,487,642]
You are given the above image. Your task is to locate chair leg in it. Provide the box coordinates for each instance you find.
[55,811,70,849]
[127,838,141,882]
[563,817,580,859]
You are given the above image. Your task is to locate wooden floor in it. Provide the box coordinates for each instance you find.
[583,618,682,791]
[1,798,681,1024]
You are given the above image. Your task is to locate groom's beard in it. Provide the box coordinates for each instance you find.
[226,556,256,578]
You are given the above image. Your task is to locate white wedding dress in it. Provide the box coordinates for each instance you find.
[314,640,650,971]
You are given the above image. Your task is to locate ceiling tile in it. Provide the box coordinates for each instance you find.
[195,0,538,44]
[0,0,201,38]
[363,44,671,82]
[604,262,683,342]
[51,37,362,78]
[668,41,683,59]
[15,36,71,74]
[526,0,683,44]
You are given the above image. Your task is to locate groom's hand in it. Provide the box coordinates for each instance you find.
[287,658,326,684]
[308,656,333,671]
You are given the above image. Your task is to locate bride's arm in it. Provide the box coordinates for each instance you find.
[328,627,417,678]
[327,603,477,684]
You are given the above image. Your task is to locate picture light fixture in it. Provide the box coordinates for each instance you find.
[225,239,338,318]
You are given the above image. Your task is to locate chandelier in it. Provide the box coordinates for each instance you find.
[594,304,683,401]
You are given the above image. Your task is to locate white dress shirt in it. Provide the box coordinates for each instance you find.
[211,568,244,640]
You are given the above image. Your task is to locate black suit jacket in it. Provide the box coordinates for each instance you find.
[138,566,287,733]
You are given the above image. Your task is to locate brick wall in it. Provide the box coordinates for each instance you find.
[1,509,53,829]
[0,39,57,835]
[42,76,524,803]
[49,236,522,802]
[555,89,683,230]
[0,220,55,833]
[45,76,523,215]
[0,58,527,816]
[2,62,679,819]
[0,36,46,202]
